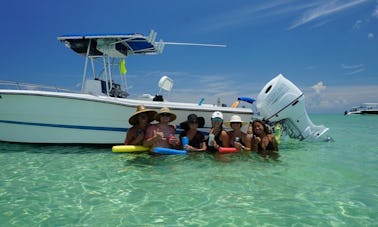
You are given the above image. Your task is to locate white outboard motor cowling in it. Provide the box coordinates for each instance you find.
[256,74,329,140]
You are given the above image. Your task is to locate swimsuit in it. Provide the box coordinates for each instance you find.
[207,130,224,153]
[258,141,275,152]
[180,131,205,149]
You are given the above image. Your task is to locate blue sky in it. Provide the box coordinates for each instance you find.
[1,0,377,113]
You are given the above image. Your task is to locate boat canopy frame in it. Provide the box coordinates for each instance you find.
[58,30,226,98]
[58,30,165,97]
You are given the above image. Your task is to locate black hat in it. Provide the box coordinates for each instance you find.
[180,114,205,130]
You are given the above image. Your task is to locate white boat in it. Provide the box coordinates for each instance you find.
[0,31,254,144]
[344,103,378,115]
[0,31,329,144]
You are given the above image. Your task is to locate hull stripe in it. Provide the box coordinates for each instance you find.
[0,120,127,132]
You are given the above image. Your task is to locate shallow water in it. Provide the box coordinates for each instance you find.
[0,114,377,226]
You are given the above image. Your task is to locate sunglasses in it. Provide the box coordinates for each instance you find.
[189,121,198,124]
[138,114,148,119]
[212,118,222,123]
[161,113,171,117]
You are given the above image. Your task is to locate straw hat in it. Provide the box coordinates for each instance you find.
[128,105,157,126]
[224,115,247,128]
[154,107,177,122]
[179,114,205,130]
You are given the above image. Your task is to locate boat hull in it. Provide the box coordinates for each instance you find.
[0,90,253,144]
[360,111,378,114]
[347,111,378,115]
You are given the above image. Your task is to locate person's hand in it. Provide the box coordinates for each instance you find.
[234,141,242,149]
[184,144,192,151]
[154,130,164,141]
[168,135,178,145]
[253,135,261,144]
[211,140,220,149]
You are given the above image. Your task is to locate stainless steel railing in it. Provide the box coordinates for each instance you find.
[0,80,76,93]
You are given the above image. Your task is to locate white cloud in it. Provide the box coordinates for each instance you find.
[200,0,372,32]
[289,0,370,30]
[200,1,299,32]
[341,64,363,69]
[368,33,375,39]
[341,63,365,75]
[312,81,326,93]
[304,85,378,113]
[346,68,365,75]
[373,1,378,17]
[353,19,363,29]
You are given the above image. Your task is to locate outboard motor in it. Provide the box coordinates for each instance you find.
[256,74,329,140]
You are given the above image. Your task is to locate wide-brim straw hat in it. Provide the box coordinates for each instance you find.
[224,114,247,128]
[129,105,157,125]
[154,107,177,122]
[179,114,205,130]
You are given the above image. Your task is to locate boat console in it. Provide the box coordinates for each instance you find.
[83,79,128,98]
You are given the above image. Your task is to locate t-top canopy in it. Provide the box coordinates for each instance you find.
[57,31,164,58]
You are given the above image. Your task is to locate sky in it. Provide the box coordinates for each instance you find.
[1,0,377,113]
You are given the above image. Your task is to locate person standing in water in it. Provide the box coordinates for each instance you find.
[143,107,179,150]
[124,105,157,145]
[179,114,206,152]
[250,119,279,156]
[207,111,230,152]
[225,115,251,151]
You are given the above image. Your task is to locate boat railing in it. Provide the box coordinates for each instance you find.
[0,80,77,93]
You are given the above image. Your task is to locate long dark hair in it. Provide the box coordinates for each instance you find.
[251,119,270,135]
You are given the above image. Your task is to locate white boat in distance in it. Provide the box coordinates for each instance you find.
[0,31,255,144]
[344,103,378,115]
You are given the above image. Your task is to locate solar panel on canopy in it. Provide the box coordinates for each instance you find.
[57,33,159,57]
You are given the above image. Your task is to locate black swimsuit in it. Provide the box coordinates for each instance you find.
[206,130,224,153]
[256,139,278,158]
[258,141,275,151]
[180,131,205,149]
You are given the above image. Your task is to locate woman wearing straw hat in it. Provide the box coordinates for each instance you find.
[143,107,180,150]
[124,105,157,145]
[225,115,251,151]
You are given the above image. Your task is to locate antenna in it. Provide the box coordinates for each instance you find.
[161,42,227,48]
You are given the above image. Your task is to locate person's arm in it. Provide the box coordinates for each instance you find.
[250,135,261,152]
[241,133,251,151]
[124,130,131,145]
[167,126,180,149]
[220,130,230,147]
[188,134,207,152]
[124,127,136,145]
[198,141,207,151]
[143,125,161,147]
[125,127,144,145]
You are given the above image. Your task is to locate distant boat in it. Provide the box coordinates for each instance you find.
[344,103,378,115]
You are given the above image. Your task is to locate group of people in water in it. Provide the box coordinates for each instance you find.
[124,105,279,156]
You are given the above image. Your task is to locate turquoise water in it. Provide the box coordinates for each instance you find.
[0,114,377,226]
